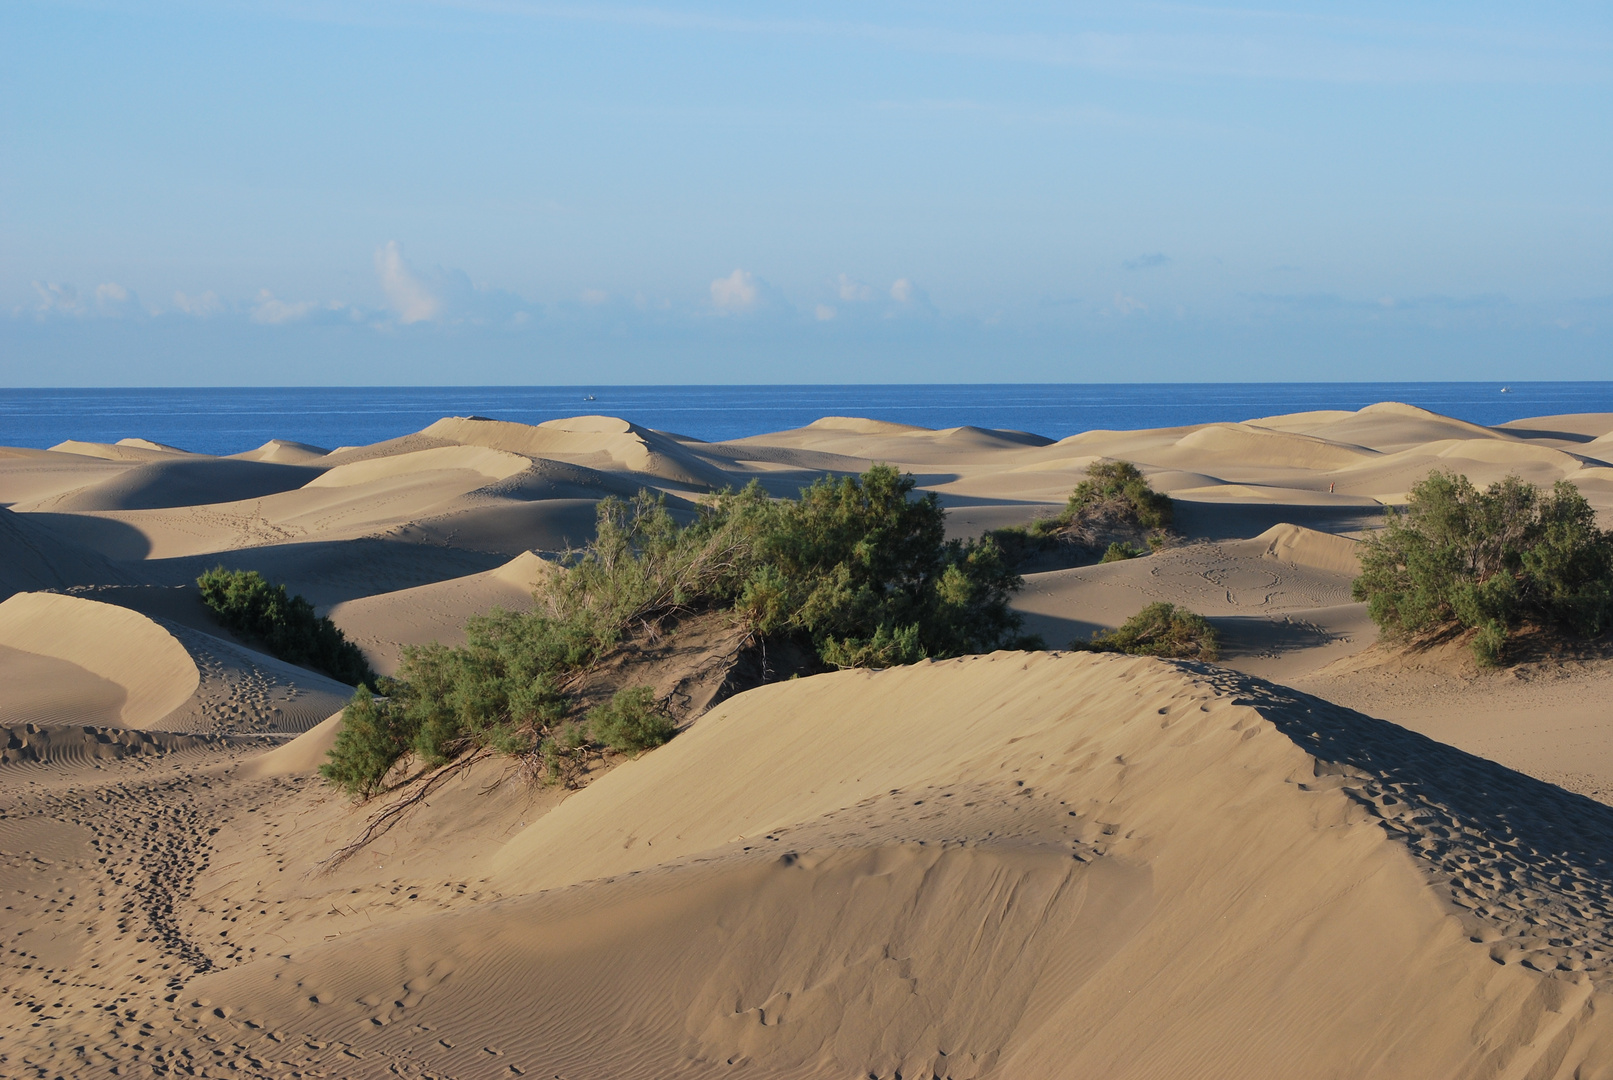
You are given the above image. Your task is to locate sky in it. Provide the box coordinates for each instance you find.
[1,1,1610,386]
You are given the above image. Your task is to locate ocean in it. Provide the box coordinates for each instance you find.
[1,383,1609,457]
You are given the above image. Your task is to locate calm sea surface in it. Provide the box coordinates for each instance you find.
[2,384,1609,457]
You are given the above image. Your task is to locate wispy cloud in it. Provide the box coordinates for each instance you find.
[172,290,223,317]
[1123,253,1170,271]
[250,290,322,325]
[375,241,441,324]
[20,281,141,319]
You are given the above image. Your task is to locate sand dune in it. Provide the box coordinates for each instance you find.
[18,457,325,512]
[0,590,351,735]
[328,550,555,674]
[1254,401,1516,450]
[1169,421,1381,470]
[304,443,530,489]
[7,401,1613,1078]
[229,438,330,464]
[423,414,735,489]
[0,592,199,726]
[48,439,195,462]
[1012,523,1364,672]
[0,445,134,504]
[156,653,1613,1079]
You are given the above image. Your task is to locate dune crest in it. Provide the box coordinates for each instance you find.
[422,414,730,488]
[1253,521,1362,573]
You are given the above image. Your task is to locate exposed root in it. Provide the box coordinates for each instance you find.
[314,749,495,874]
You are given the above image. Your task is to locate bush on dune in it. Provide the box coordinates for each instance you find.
[1069,602,1221,661]
[1101,542,1145,563]
[1062,459,1174,532]
[321,464,1041,800]
[990,460,1173,567]
[196,566,377,688]
[1352,471,1613,665]
[738,465,1033,665]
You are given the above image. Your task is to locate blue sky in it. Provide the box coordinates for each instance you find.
[2,1,1609,385]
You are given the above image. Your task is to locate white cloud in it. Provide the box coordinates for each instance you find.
[579,289,609,305]
[1113,291,1147,315]
[837,273,873,302]
[815,303,837,321]
[890,278,915,303]
[172,290,223,317]
[711,269,759,311]
[375,241,441,324]
[95,282,128,305]
[250,289,320,325]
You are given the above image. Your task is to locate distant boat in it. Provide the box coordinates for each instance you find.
[583,394,596,401]
[1500,387,1512,393]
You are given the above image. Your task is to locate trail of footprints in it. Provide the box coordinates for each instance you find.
[1209,667,1613,988]
[0,753,502,1077]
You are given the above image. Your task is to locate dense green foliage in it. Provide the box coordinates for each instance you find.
[1352,471,1613,665]
[1070,602,1221,661]
[196,566,376,688]
[320,465,1037,800]
[319,686,409,799]
[990,459,1173,567]
[586,686,677,755]
[735,466,1032,665]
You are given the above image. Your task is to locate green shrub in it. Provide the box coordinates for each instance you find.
[739,465,1035,664]
[318,685,410,799]
[1070,602,1220,661]
[586,686,676,754]
[322,465,1040,799]
[197,566,377,688]
[989,460,1173,566]
[1066,460,1174,531]
[1352,471,1613,665]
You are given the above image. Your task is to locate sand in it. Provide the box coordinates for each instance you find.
[5,400,1613,1078]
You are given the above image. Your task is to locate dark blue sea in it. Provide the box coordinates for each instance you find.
[2,384,1609,457]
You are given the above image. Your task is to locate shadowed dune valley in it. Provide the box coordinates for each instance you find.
[8,403,1613,1080]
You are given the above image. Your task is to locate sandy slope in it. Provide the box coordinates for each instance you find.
[327,550,556,675]
[5,402,1613,1078]
[6,654,1613,1078]
[0,506,130,601]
